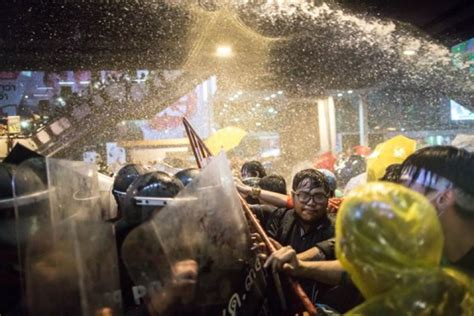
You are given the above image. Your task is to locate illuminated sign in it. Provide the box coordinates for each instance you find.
[451,38,474,74]
[450,99,474,121]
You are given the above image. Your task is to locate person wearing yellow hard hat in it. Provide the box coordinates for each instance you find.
[336,182,474,315]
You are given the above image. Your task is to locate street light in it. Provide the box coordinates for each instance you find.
[403,50,416,56]
[216,45,232,58]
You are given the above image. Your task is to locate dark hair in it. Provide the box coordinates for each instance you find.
[259,174,287,195]
[401,146,474,218]
[380,164,402,183]
[241,160,267,178]
[292,169,329,194]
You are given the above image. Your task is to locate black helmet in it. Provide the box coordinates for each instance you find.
[0,163,19,316]
[113,164,148,210]
[0,163,15,201]
[1,160,46,210]
[123,171,183,224]
[174,168,200,187]
[0,161,47,315]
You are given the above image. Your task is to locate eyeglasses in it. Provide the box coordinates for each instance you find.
[293,190,329,204]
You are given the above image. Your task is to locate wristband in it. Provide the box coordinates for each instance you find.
[251,187,261,199]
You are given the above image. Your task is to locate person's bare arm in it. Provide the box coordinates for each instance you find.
[297,238,335,261]
[296,260,344,285]
[235,179,289,208]
[297,247,324,261]
[264,246,344,286]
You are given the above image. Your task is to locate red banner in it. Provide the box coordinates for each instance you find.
[0,72,20,80]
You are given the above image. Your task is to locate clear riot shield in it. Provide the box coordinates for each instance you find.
[11,158,101,268]
[122,153,269,315]
[12,158,118,315]
[0,163,23,314]
[98,172,119,221]
[13,157,101,227]
[25,220,121,316]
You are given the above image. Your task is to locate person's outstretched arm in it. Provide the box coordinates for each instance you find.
[264,246,344,286]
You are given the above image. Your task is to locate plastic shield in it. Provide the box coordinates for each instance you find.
[122,153,268,315]
[11,158,121,315]
[0,163,23,314]
[11,158,101,269]
[98,172,119,220]
[12,158,101,227]
[25,220,121,316]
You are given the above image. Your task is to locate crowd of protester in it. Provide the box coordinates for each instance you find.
[0,143,473,315]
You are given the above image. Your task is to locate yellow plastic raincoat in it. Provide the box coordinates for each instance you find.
[336,182,474,315]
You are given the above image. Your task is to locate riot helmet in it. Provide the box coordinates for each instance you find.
[123,171,183,224]
[112,164,148,213]
[174,168,200,187]
[0,163,15,201]
[0,160,48,315]
[0,163,20,314]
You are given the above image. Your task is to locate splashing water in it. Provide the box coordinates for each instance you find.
[3,1,471,182]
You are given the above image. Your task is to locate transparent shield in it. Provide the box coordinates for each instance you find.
[98,172,118,221]
[44,158,102,222]
[11,158,120,315]
[122,153,268,314]
[12,158,101,229]
[25,220,122,316]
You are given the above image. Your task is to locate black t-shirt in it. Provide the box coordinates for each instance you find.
[265,208,335,256]
[250,204,278,229]
[265,208,336,304]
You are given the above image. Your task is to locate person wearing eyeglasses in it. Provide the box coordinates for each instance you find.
[264,168,336,304]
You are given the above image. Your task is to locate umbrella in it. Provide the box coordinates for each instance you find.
[367,135,417,181]
[205,126,247,155]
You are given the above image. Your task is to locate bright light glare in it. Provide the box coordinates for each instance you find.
[403,50,416,56]
[216,45,232,58]
[20,121,30,128]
